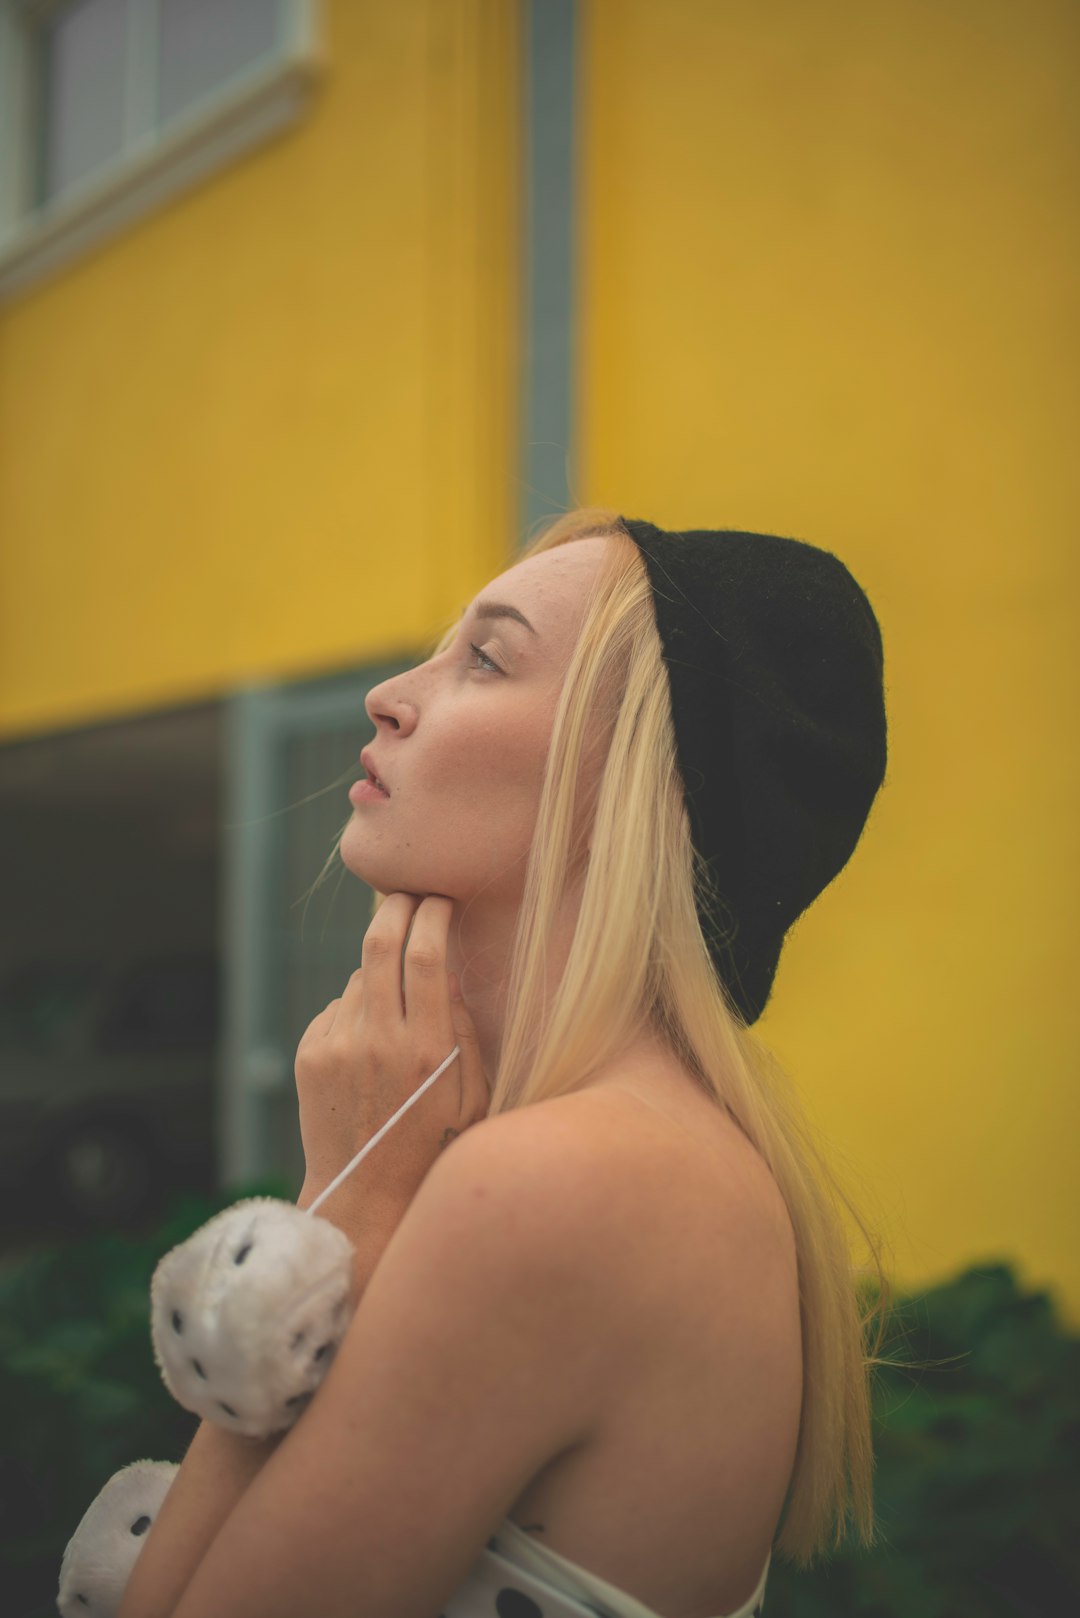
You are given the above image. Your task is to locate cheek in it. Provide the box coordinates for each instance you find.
[497,723,551,800]
[451,724,550,825]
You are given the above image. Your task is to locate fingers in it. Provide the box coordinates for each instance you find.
[357,891,424,1025]
[400,895,455,1036]
[357,892,455,1041]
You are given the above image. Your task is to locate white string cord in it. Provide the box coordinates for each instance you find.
[304,1045,461,1218]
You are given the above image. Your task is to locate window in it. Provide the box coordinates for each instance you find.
[97,954,220,1053]
[0,0,321,300]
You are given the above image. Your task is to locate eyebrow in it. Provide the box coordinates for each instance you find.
[465,598,539,637]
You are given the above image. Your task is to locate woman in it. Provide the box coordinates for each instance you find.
[119,510,890,1618]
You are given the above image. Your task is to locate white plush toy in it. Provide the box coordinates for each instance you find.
[57,1460,179,1617]
[57,1046,460,1617]
[55,1206,355,1615]
[150,1197,356,1438]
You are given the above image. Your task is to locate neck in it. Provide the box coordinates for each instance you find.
[445,883,583,1087]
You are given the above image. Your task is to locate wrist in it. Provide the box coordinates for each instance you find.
[297,1178,410,1250]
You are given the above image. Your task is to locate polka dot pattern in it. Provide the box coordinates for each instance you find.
[495,1591,545,1618]
[439,1522,769,1618]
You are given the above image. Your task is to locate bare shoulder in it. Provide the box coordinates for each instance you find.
[435,1073,803,1612]
[429,1073,796,1330]
[466,1072,791,1219]
[423,1089,653,1257]
[434,1079,706,1229]
[446,1067,803,1611]
[408,1087,684,1343]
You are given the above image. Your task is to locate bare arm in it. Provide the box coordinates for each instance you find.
[118,1201,405,1618]
[118,893,489,1615]
[130,1112,615,1618]
[117,1420,280,1618]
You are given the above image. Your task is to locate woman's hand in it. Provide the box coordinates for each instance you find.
[293,893,490,1234]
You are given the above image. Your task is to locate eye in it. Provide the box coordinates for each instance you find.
[468,641,502,674]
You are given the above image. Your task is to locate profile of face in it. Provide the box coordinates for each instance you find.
[340,537,610,910]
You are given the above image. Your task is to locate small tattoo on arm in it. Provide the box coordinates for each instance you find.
[439,1127,460,1151]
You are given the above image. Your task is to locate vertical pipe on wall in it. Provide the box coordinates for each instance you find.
[219,686,290,1189]
[521,0,576,542]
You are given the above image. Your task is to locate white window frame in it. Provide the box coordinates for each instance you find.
[0,0,323,303]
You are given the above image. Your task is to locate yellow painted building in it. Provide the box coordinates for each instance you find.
[0,0,519,729]
[0,0,1076,1324]
[577,0,1080,1327]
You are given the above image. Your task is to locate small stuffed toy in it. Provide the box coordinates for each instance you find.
[57,1460,179,1617]
[57,1044,460,1616]
[56,1204,356,1617]
[150,1198,356,1438]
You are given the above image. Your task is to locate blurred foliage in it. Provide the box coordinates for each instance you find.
[765,1265,1080,1617]
[0,1180,288,1618]
[0,1201,1076,1618]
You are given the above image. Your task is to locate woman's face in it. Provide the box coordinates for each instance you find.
[340,537,609,906]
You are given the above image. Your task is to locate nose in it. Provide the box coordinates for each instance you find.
[364,674,418,736]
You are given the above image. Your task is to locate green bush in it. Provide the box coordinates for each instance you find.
[2,1202,1077,1618]
[765,1265,1080,1617]
[0,1181,288,1618]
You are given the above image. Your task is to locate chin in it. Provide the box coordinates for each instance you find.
[339,821,520,907]
[340,847,403,894]
[339,833,443,901]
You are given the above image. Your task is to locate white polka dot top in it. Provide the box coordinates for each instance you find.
[440,1517,770,1617]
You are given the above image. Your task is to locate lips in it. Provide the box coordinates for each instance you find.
[359,748,390,796]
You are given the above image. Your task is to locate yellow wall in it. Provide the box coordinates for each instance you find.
[3,0,1077,1324]
[0,0,519,739]
[580,0,1080,1322]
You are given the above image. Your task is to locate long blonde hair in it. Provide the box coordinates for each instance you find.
[501,510,894,1564]
[315,507,893,1565]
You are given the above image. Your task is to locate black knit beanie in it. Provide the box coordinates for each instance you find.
[620,518,887,1025]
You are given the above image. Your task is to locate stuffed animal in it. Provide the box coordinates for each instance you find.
[56,1047,460,1616]
[57,1460,179,1617]
[150,1198,356,1438]
[55,1202,355,1617]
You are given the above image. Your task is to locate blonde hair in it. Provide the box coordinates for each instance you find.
[502,510,893,1564]
[313,507,894,1565]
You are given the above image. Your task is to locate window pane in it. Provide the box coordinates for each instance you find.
[0,964,100,1055]
[96,957,220,1053]
[158,0,280,128]
[39,0,128,204]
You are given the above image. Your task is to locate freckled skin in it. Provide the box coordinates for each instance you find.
[340,540,610,1080]
[342,541,607,903]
